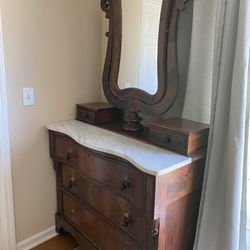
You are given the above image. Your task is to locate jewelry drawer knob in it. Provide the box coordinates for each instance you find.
[123,212,130,227]
[120,176,130,191]
[68,177,75,189]
[165,137,172,143]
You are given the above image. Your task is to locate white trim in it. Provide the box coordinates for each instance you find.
[16,226,58,250]
[0,8,16,250]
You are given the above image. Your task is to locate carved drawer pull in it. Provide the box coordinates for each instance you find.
[122,212,130,227]
[120,176,130,191]
[68,177,75,190]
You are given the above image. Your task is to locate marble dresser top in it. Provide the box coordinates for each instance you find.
[46,120,192,176]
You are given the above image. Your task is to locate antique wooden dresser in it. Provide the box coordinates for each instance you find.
[47,118,208,250]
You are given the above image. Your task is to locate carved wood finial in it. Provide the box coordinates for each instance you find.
[100,0,110,19]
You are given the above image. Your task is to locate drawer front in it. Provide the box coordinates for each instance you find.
[55,214,97,250]
[53,134,146,209]
[78,151,145,209]
[54,135,79,165]
[77,109,96,124]
[63,193,143,250]
[62,165,147,243]
[150,129,187,154]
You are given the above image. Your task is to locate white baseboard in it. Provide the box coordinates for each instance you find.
[16,226,58,250]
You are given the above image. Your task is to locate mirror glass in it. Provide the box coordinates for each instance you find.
[118,0,162,95]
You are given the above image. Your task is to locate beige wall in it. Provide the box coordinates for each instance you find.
[1,0,101,243]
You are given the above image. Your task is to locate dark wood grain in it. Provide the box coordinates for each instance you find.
[76,102,122,125]
[56,214,98,250]
[63,193,143,250]
[153,159,205,249]
[150,118,209,156]
[52,133,147,210]
[150,118,209,135]
[62,164,148,244]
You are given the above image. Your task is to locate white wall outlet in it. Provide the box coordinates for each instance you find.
[23,88,34,106]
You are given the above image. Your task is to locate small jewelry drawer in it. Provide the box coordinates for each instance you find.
[150,118,209,156]
[150,128,187,154]
[76,102,122,125]
[62,164,147,243]
[77,109,96,124]
[63,193,144,250]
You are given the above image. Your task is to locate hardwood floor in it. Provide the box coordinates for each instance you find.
[32,233,79,250]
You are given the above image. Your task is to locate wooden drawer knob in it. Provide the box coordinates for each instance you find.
[68,177,75,190]
[120,176,130,191]
[122,212,130,227]
[165,136,172,143]
[65,151,73,161]
[84,113,89,119]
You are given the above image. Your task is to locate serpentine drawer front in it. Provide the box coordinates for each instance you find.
[53,133,145,210]
[62,164,147,243]
[48,120,207,250]
[63,193,143,250]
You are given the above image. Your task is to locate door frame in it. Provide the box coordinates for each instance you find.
[0,9,16,250]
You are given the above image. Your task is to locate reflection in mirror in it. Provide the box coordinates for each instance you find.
[118,0,162,95]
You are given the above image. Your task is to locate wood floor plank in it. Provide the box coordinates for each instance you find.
[32,233,78,250]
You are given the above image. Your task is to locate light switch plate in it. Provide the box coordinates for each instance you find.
[23,88,34,106]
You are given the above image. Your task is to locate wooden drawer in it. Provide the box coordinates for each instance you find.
[77,109,96,124]
[149,118,209,156]
[76,102,122,125]
[77,150,146,210]
[63,193,143,250]
[150,128,187,154]
[55,213,97,250]
[62,164,147,243]
[53,134,79,165]
[52,133,146,209]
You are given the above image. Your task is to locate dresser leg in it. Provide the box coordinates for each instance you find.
[56,225,65,235]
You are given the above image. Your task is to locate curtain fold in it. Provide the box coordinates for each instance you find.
[182,0,217,124]
[184,0,250,249]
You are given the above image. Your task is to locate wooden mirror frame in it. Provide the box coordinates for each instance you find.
[101,0,189,131]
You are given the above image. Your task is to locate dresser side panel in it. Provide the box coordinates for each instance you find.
[155,158,205,250]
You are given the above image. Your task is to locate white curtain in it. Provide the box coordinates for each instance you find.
[0,10,16,250]
[182,0,217,124]
[183,0,250,249]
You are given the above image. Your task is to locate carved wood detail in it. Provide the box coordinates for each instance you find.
[100,0,191,130]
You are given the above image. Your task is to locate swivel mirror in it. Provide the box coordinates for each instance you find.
[118,0,162,95]
[101,0,189,131]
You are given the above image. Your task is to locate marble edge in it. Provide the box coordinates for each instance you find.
[46,121,192,176]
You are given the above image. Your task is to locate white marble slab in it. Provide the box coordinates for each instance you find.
[46,120,192,176]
